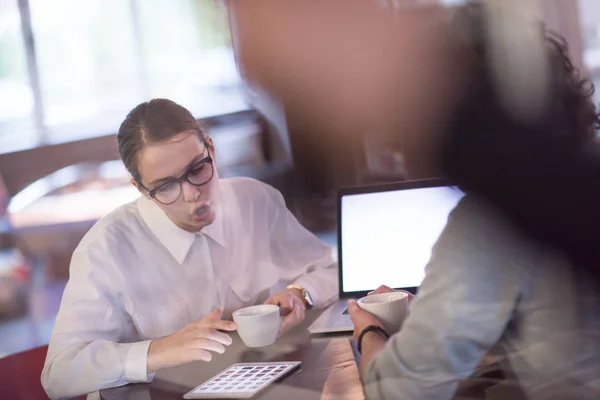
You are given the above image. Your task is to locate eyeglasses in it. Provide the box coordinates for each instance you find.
[142,155,215,205]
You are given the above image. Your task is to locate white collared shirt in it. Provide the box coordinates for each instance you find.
[41,177,338,400]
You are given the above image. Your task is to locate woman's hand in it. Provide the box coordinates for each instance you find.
[147,308,237,373]
[265,288,306,335]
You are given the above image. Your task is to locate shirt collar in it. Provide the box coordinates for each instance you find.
[137,195,226,265]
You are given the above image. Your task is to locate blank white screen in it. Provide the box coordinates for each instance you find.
[340,186,464,293]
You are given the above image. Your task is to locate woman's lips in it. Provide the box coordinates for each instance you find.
[191,204,211,221]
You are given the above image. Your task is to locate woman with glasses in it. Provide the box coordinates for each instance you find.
[41,99,338,400]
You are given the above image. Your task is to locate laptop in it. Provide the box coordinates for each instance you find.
[308,179,464,334]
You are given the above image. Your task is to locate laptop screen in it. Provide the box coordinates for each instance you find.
[339,183,464,294]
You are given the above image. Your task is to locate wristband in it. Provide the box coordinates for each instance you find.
[357,325,389,354]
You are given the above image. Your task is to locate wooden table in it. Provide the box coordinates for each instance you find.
[100,329,364,400]
[0,316,508,400]
[99,324,509,400]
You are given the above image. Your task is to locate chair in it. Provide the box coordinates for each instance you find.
[0,345,83,400]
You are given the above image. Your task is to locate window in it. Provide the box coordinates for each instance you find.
[0,0,37,151]
[0,0,246,154]
[579,0,600,102]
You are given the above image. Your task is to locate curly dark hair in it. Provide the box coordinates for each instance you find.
[449,2,598,147]
[544,30,600,143]
[442,3,599,184]
[441,2,600,272]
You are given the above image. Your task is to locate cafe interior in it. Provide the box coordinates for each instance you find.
[1,0,600,399]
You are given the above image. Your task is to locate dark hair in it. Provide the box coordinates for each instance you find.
[441,3,600,187]
[440,3,600,272]
[117,98,204,184]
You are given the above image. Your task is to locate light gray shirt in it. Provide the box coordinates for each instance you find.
[363,195,600,400]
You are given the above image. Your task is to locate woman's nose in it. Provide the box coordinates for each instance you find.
[181,180,201,202]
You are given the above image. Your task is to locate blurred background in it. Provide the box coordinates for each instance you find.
[0,0,598,358]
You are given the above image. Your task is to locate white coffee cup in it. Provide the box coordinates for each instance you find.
[357,291,409,334]
[232,304,281,348]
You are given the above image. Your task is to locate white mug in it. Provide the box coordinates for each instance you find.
[232,304,281,348]
[357,291,409,334]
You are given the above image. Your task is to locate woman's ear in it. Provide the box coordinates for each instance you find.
[206,136,216,163]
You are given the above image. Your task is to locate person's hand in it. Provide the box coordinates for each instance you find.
[368,284,395,295]
[347,299,385,342]
[265,289,306,335]
[347,299,389,377]
[147,309,237,373]
[368,285,415,303]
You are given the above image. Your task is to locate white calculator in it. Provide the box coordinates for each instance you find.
[183,361,302,399]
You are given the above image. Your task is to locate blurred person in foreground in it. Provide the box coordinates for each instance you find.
[41,99,337,399]
[232,0,600,274]
[348,5,600,396]
[232,0,600,398]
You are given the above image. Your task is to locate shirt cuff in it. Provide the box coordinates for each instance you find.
[123,340,154,383]
[362,356,385,400]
